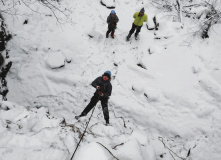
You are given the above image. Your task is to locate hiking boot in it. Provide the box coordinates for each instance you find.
[105,120,110,126]
[75,113,86,120]
[106,32,109,38]
[135,33,139,40]
[126,33,132,41]
[111,30,115,39]
[75,115,81,120]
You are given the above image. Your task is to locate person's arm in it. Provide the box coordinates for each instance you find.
[144,14,148,22]
[115,16,119,23]
[107,16,111,24]
[133,12,137,19]
[91,77,100,89]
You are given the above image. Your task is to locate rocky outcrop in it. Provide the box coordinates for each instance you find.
[0,14,12,100]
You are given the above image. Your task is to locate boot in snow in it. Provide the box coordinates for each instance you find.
[126,33,132,41]
[75,113,86,120]
[135,33,139,40]
[106,32,109,38]
[105,120,111,126]
[111,30,115,39]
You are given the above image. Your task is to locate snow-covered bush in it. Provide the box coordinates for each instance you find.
[150,0,221,38]
[0,0,71,23]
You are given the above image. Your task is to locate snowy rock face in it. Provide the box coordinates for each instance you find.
[101,0,115,9]
[45,52,66,69]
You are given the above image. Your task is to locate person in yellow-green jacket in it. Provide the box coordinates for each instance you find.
[127,8,147,41]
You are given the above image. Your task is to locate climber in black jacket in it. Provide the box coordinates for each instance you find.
[75,71,112,125]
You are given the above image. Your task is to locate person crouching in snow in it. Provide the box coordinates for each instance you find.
[106,10,119,39]
[127,8,147,41]
[75,71,112,125]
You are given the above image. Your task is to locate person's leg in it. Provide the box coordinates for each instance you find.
[111,29,115,38]
[100,98,109,124]
[106,27,112,38]
[81,93,99,116]
[135,26,142,38]
[127,23,137,40]
[129,23,137,35]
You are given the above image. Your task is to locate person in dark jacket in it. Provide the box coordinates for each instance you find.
[106,10,119,39]
[75,71,112,125]
[127,8,148,41]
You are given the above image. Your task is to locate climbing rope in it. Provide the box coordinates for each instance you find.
[70,95,100,160]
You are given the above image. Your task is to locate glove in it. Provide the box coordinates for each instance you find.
[112,24,115,27]
[97,86,100,90]
[99,91,103,96]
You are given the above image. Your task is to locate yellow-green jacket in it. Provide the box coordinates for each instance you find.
[133,12,148,26]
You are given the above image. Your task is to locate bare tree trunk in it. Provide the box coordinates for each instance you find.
[176,0,182,23]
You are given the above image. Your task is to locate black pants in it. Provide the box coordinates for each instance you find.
[107,27,115,36]
[81,92,109,122]
[129,23,142,36]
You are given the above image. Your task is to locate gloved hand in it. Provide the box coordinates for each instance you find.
[112,24,115,27]
[97,86,100,90]
[99,91,103,96]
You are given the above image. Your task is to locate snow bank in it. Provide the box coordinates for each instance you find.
[88,24,104,42]
[0,101,75,160]
[45,52,66,69]
[115,139,144,160]
[75,142,112,160]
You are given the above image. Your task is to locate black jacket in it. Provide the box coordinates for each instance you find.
[107,14,119,29]
[91,76,112,98]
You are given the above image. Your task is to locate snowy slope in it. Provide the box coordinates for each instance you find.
[0,0,221,160]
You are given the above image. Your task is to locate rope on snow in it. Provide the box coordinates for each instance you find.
[70,106,96,160]
[70,95,100,160]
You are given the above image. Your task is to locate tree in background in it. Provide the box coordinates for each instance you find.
[0,0,72,23]
[150,0,221,38]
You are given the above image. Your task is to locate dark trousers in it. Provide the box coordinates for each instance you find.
[129,23,142,36]
[81,92,109,122]
[107,27,115,37]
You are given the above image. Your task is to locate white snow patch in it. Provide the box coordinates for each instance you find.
[75,142,112,160]
[45,52,65,69]
[115,139,144,160]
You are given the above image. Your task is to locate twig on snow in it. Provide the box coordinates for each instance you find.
[158,137,186,160]
[96,142,119,160]
[112,143,124,150]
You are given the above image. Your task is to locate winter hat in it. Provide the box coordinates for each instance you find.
[103,71,111,79]
[140,7,145,13]
[111,10,116,15]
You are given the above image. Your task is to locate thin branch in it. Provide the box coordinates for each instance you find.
[112,143,124,150]
[158,137,186,160]
[96,142,119,160]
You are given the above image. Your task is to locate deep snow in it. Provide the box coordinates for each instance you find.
[0,0,221,160]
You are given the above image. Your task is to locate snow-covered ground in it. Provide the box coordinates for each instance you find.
[0,0,221,160]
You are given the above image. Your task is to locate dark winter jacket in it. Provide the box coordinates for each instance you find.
[107,14,119,29]
[91,76,112,99]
